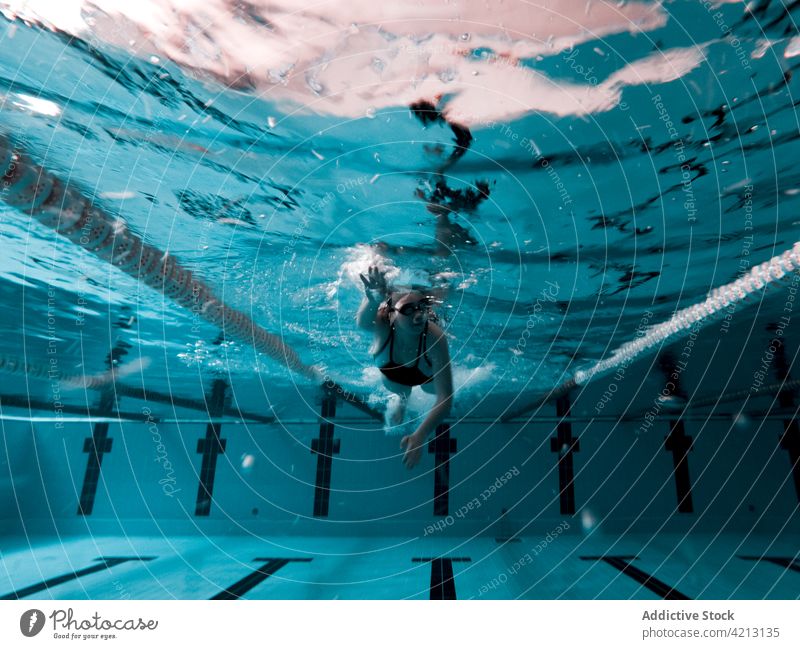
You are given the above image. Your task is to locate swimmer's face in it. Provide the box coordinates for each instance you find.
[392,293,430,331]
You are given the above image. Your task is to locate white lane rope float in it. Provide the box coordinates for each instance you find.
[503,242,800,421]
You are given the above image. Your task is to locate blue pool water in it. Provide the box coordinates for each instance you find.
[0,0,799,599]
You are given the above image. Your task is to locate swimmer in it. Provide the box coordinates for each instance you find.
[356,266,453,469]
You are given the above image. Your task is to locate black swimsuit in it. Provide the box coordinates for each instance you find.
[375,321,434,387]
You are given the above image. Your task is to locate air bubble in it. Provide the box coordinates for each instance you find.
[306,74,324,94]
[580,509,596,532]
[438,69,457,83]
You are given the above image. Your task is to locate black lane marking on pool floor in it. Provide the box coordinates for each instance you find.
[195,379,228,516]
[211,558,313,600]
[779,419,800,503]
[772,338,800,504]
[665,419,694,513]
[78,421,113,516]
[428,423,457,516]
[412,558,471,600]
[77,380,119,516]
[738,556,800,573]
[581,556,690,600]
[0,556,155,600]
[311,390,340,517]
[550,394,579,515]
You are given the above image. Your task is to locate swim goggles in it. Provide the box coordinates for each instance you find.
[394,298,433,316]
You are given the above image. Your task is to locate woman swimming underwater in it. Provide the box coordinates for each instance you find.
[356,266,453,469]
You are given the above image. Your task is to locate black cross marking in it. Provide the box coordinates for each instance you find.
[770,332,800,503]
[195,379,228,516]
[428,423,457,516]
[495,507,521,543]
[779,420,800,503]
[738,555,800,573]
[550,394,579,515]
[0,556,154,600]
[665,419,694,513]
[581,555,690,599]
[412,557,471,599]
[311,389,340,517]
[77,341,129,516]
[77,422,114,516]
[211,558,312,600]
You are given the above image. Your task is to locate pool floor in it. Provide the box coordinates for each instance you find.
[1,532,798,600]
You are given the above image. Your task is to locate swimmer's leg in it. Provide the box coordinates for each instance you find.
[382,377,411,426]
[420,380,437,395]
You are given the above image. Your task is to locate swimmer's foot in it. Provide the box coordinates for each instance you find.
[385,393,408,428]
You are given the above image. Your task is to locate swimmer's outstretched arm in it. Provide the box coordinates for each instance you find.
[355,265,388,330]
[401,326,453,469]
[355,295,379,330]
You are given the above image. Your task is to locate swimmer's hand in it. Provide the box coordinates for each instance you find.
[359,266,387,301]
[400,432,425,469]
[305,364,325,383]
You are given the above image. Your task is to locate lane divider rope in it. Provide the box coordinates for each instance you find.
[1,135,320,381]
[503,243,800,421]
